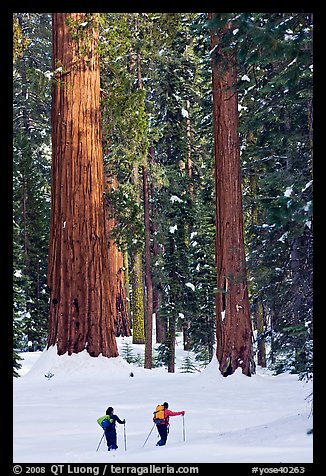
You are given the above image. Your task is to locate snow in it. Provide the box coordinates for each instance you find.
[13,336,313,464]
[302,180,312,192]
[284,186,293,197]
[305,220,312,229]
[185,283,195,292]
[278,232,288,243]
[170,195,183,204]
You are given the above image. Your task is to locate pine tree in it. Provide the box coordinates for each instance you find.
[234,13,313,376]
[99,13,148,347]
[121,341,135,364]
[13,224,29,376]
[180,353,199,373]
[145,15,200,372]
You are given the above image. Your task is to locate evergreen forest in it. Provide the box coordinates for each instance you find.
[13,13,313,380]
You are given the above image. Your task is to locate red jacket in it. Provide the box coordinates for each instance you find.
[163,409,184,425]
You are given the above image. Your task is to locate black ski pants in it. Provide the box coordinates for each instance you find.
[104,428,118,450]
[156,423,169,446]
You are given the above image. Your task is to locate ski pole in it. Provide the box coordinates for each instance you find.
[182,414,186,442]
[123,422,127,451]
[96,432,105,452]
[142,423,155,447]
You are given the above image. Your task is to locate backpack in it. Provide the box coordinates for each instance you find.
[97,415,114,430]
[153,404,166,424]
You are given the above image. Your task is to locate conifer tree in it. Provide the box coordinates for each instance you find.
[180,353,199,373]
[47,13,118,357]
[99,13,147,346]
[13,224,29,376]
[13,12,313,379]
[234,13,313,375]
[13,13,52,357]
[208,12,255,377]
[105,174,131,337]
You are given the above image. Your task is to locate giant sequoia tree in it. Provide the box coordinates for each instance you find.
[47,13,118,357]
[209,13,255,377]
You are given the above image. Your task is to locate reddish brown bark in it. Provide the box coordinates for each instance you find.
[105,175,131,337]
[209,13,254,376]
[47,13,118,358]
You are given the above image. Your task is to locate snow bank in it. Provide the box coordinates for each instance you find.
[24,345,137,380]
[13,339,313,463]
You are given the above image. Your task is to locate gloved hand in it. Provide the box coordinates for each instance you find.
[182,411,185,415]
[123,419,126,424]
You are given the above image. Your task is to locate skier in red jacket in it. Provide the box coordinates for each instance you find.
[156,402,185,446]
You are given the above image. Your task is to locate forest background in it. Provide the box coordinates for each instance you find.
[12,13,313,381]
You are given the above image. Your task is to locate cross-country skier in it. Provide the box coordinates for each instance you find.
[103,406,125,451]
[155,402,185,446]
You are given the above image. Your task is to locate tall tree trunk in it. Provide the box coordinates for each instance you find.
[167,236,176,373]
[250,173,266,367]
[47,13,118,358]
[131,250,145,344]
[185,99,193,196]
[17,16,32,283]
[130,164,145,345]
[153,286,165,342]
[149,146,166,344]
[123,248,131,322]
[308,97,313,158]
[130,32,146,346]
[209,13,255,376]
[183,99,192,351]
[285,110,306,371]
[115,251,131,336]
[143,164,153,368]
[105,174,131,337]
[167,312,176,373]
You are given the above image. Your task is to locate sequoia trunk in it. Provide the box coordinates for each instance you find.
[105,174,131,337]
[47,13,118,357]
[209,13,255,376]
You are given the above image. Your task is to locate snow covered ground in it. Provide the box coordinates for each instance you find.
[13,336,313,464]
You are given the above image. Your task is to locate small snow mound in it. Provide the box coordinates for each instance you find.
[195,355,224,384]
[24,345,134,380]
